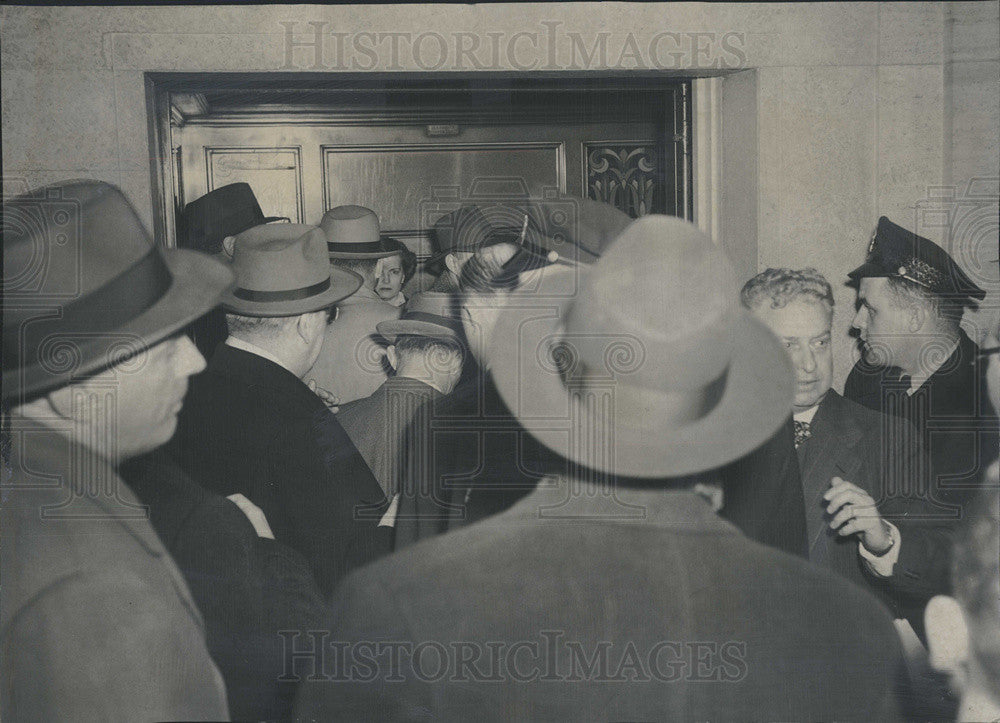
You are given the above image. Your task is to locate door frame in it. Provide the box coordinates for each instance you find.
[147,71,695,249]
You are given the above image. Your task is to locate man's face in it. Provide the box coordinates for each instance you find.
[753,298,834,413]
[851,277,913,367]
[52,334,206,459]
[375,254,404,301]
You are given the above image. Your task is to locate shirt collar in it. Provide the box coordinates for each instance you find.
[225,335,295,376]
[793,403,821,424]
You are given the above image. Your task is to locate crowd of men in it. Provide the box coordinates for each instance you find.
[2,179,998,721]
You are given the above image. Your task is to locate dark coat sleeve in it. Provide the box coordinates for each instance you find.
[875,418,954,603]
[720,418,808,558]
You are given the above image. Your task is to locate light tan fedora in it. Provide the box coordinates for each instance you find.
[320,205,399,259]
[221,224,362,317]
[489,215,794,478]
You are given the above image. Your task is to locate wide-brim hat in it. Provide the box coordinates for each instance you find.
[376,291,463,344]
[3,180,235,402]
[489,216,794,479]
[221,223,362,317]
[180,182,288,255]
[321,204,399,259]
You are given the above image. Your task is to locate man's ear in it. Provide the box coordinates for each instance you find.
[386,345,399,371]
[296,311,325,344]
[908,302,927,333]
[925,595,970,677]
[444,253,461,277]
[222,235,237,259]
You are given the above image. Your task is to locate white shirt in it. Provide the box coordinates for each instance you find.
[225,336,295,376]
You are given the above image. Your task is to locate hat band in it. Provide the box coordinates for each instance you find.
[400,310,463,332]
[3,247,172,368]
[233,277,331,302]
[327,240,390,255]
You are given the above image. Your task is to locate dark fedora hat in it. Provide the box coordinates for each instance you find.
[489,215,794,478]
[180,182,288,256]
[222,223,362,317]
[3,180,235,402]
[320,205,399,259]
[376,292,463,344]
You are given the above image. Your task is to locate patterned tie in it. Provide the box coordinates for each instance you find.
[793,420,812,449]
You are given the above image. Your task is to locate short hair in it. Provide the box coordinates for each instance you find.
[741,267,835,313]
[393,334,464,368]
[884,275,964,327]
[398,245,418,284]
[225,313,294,339]
[458,242,520,296]
[952,487,1000,685]
[331,257,379,285]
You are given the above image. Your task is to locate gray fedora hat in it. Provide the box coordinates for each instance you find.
[376,292,463,344]
[3,180,235,402]
[489,215,794,478]
[320,205,399,259]
[222,223,362,317]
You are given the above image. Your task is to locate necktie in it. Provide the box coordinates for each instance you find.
[793,420,812,449]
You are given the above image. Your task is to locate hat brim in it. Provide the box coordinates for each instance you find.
[846,261,888,282]
[489,283,794,478]
[376,319,462,345]
[220,266,363,318]
[4,248,235,402]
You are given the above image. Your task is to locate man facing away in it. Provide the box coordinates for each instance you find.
[168,222,390,595]
[743,268,951,636]
[306,205,401,404]
[336,292,465,532]
[295,216,905,722]
[2,180,231,721]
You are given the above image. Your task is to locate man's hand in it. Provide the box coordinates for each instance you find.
[227,493,275,539]
[823,476,893,555]
[306,378,341,412]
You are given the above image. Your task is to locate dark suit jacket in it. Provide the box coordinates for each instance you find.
[797,390,952,630]
[294,481,904,722]
[393,365,565,549]
[336,376,442,498]
[168,343,391,595]
[1,429,229,722]
[122,448,328,721]
[719,416,808,558]
[844,328,999,514]
[396,366,808,559]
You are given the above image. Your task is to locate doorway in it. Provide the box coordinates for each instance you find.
[150,73,692,262]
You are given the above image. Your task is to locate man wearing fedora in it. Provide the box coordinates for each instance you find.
[844,218,998,515]
[2,180,231,720]
[168,222,391,595]
[307,205,402,405]
[178,182,289,359]
[336,293,466,529]
[295,216,904,721]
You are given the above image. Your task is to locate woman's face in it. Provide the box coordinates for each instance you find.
[375,254,404,301]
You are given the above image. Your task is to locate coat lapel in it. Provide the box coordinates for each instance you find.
[800,392,863,559]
